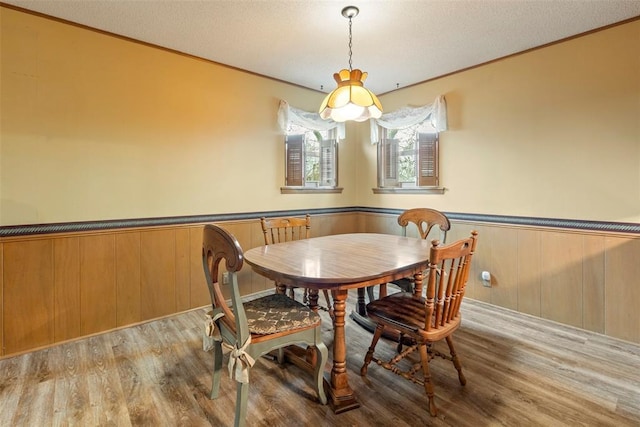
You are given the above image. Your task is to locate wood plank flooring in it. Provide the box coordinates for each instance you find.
[1,291,639,426]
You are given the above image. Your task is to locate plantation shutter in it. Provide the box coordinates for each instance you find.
[285,134,304,187]
[319,139,336,186]
[417,132,438,187]
[383,138,399,187]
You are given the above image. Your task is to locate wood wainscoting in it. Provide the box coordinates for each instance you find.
[0,213,359,357]
[1,210,638,358]
[360,212,640,345]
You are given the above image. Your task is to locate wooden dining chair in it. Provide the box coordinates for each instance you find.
[202,224,327,427]
[260,215,333,318]
[367,208,451,302]
[360,231,478,417]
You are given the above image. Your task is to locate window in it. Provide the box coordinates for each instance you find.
[285,125,338,189]
[378,125,439,189]
[277,100,344,193]
[369,96,447,194]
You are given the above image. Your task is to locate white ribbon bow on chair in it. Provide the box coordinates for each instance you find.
[203,311,224,351]
[228,337,255,383]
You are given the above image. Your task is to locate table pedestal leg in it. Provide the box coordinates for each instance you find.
[351,287,388,337]
[324,289,360,413]
[356,288,367,315]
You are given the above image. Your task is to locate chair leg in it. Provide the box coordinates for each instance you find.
[418,343,438,417]
[361,323,384,376]
[313,342,328,405]
[234,380,249,427]
[397,332,405,354]
[446,336,466,385]
[210,341,223,399]
[322,289,334,320]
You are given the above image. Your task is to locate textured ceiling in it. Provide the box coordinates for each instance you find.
[3,0,640,95]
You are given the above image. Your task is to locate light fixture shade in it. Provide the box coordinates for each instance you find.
[319,69,383,122]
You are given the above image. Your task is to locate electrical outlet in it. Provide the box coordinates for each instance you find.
[481,271,492,287]
[222,272,229,285]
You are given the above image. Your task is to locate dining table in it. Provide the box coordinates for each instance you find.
[243,232,432,413]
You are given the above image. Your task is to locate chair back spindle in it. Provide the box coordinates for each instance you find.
[425,233,476,332]
[261,214,311,244]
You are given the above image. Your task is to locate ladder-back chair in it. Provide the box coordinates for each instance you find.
[260,215,333,318]
[360,231,478,417]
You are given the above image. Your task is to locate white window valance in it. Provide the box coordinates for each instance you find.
[369,95,448,144]
[277,100,346,140]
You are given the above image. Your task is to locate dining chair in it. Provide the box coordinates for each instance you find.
[260,215,333,319]
[360,231,478,417]
[367,208,451,303]
[202,224,327,427]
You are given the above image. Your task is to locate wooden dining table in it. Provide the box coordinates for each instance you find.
[243,232,432,413]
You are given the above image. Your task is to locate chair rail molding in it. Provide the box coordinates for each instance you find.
[2,207,639,238]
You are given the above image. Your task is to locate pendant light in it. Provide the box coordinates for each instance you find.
[319,6,383,122]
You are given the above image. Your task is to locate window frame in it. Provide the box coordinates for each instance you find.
[282,128,342,194]
[374,126,445,195]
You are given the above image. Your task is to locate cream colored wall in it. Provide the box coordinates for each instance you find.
[1,9,639,227]
[0,8,357,226]
[359,20,640,223]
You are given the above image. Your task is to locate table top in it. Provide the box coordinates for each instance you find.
[243,233,432,290]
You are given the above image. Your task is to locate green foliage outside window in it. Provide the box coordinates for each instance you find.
[305,132,321,182]
[395,126,418,183]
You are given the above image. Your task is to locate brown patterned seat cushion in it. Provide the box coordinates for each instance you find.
[243,293,322,335]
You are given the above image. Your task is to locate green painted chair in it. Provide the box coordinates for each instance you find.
[202,224,327,427]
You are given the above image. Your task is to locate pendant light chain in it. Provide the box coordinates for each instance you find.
[319,5,383,122]
[348,16,353,72]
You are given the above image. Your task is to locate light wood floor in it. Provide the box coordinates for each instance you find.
[1,291,639,426]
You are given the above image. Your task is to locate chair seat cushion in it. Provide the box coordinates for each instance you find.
[244,293,321,335]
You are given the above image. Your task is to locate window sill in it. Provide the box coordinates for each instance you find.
[372,187,446,195]
[281,187,343,194]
